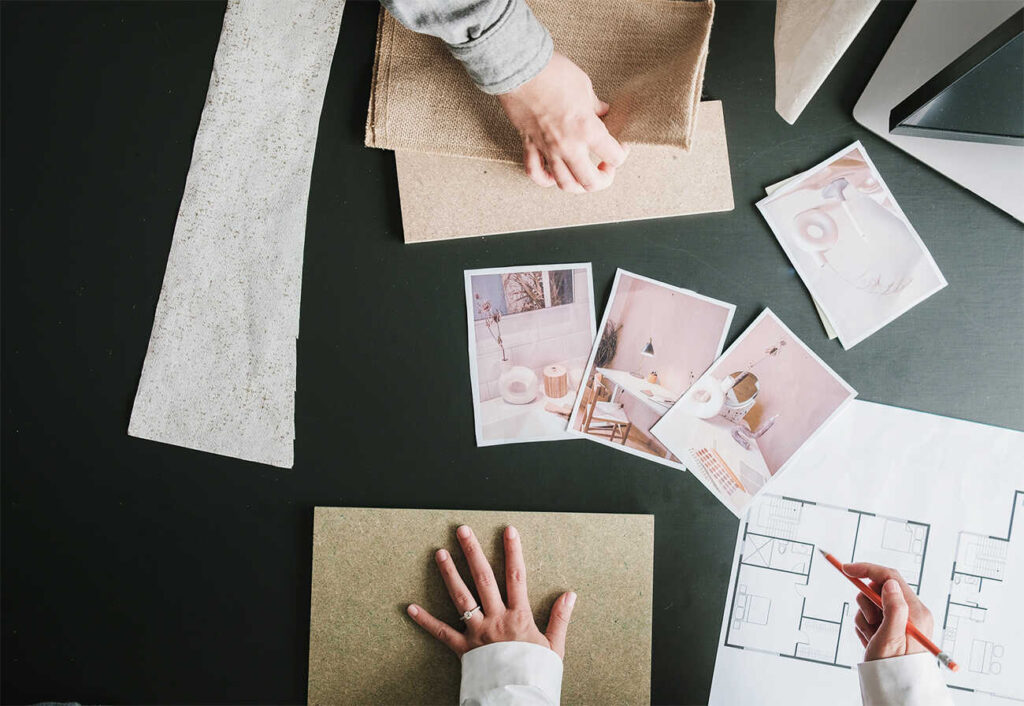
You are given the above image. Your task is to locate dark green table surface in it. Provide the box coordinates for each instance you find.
[2,1,1021,703]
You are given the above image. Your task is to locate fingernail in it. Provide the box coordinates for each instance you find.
[436,549,448,561]
[567,592,577,609]
[457,525,471,538]
[507,525,518,539]
[884,579,900,594]
[407,604,419,617]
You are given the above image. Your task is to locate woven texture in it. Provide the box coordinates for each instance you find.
[367,0,714,162]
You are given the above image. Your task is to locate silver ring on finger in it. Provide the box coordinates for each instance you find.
[460,605,482,622]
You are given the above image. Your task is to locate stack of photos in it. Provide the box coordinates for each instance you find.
[757,141,947,349]
[652,309,856,515]
[567,270,735,470]
[465,264,596,446]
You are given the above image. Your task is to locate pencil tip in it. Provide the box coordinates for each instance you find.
[817,547,828,557]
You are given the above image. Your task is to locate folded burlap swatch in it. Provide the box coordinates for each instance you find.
[396,101,733,242]
[367,0,714,162]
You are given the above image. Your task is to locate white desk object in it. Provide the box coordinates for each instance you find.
[597,367,679,413]
[853,0,1024,222]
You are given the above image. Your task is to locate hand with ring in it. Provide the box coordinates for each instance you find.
[406,524,577,659]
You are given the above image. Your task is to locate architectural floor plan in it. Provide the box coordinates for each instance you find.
[724,494,930,669]
[709,402,1024,706]
[942,491,1024,702]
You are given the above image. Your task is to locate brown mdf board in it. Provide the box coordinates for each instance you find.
[396,101,733,243]
[308,507,654,705]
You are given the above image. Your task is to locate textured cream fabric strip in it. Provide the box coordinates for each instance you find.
[129,0,345,468]
[774,0,879,124]
[366,0,714,162]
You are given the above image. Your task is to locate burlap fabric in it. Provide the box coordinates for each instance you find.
[366,0,714,162]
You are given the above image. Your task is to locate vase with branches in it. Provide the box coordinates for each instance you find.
[595,320,622,368]
[474,294,508,361]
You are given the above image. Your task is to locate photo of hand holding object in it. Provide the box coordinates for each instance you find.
[786,154,922,294]
[407,525,576,659]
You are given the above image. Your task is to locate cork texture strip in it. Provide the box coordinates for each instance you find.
[308,507,654,705]
[128,0,345,468]
[396,100,733,242]
[366,0,714,162]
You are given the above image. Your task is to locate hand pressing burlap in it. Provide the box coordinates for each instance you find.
[498,52,628,193]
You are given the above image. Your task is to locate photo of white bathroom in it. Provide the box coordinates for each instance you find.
[757,141,947,349]
[567,270,735,470]
[465,264,596,446]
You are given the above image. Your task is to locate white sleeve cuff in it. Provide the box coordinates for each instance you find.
[460,641,563,706]
[857,652,954,706]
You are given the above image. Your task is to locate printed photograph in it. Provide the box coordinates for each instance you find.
[757,141,947,349]
[465,264,596,446]
[567,270,735,470]
[651,309,856,516]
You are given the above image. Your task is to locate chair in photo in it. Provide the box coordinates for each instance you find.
[581,373,633,445]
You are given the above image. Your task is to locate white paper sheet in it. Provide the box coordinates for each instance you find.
[128,0,345,468]
[709,400,1024,705]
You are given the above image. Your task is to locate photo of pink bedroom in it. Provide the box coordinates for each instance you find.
[652,309,857,515]
[465,264,596,446]
[567,270,735,469]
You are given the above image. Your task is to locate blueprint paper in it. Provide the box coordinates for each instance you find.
[709,400,1024,706]
[128,0,345,468]
[757,142,947,349]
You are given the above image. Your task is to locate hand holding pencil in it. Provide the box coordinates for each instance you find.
[819,552,958,671]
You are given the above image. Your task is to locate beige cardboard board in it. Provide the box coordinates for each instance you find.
[396,101,733,243]
[367,0,713,162]
[308,507,654,705]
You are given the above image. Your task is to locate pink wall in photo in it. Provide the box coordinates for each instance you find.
[606,275,732,396]
[709,313,852,474]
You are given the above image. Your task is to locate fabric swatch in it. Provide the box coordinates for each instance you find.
[396,101,733,242]
[366,0,714,162]
[774,0,879,124]
[129,0,345,468]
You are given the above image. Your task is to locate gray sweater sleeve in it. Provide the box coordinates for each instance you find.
[379,0,553,94]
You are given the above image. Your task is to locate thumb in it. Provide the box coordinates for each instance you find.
[594,97,610,117]
[545,591,577,659]
[869,580,909,658]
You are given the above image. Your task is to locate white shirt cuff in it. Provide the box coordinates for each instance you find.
[460,641,563,706]
[857,652,954,706]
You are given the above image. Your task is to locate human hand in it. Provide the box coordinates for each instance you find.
[844,562,934,661]
[407,524,576,658]
[498,52,627,193]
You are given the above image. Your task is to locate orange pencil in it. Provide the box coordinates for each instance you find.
[818,548,959,672]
